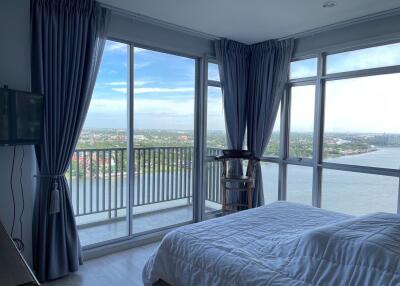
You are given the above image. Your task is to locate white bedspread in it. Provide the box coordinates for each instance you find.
[142,201,400,286]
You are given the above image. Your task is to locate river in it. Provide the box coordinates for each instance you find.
[262,147,400,216]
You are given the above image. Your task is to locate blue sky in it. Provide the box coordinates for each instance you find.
[84,40,225,131]
[84,40,400,134]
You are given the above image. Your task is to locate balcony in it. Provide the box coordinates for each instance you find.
[67,147,223,246]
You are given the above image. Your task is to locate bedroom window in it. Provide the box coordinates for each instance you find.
[270,41,400,215]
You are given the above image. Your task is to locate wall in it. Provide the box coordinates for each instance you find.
[293,12,400,57]
[0,0,36,267]
[108,11,215,57]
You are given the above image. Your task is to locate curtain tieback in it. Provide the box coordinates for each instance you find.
[35,173,65,215]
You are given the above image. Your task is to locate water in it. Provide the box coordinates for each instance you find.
[70,147,400,220]
[262,147,400,216]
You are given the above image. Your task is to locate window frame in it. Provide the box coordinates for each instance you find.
[78,37,204,251]
[262,41,400,212]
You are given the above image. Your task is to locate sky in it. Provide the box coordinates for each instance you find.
[84,40,400,134]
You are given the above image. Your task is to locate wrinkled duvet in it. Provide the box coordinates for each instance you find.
[142,201,400,286]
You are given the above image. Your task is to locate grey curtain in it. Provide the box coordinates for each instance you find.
[30,0,110,281]
[215,39,250,206]
[247,40,293,207]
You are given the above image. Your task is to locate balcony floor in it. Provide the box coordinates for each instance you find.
[77,202,219,246]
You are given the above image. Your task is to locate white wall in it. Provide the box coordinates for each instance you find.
[0,0,36,267]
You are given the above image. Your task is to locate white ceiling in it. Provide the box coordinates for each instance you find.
[98,0,400,44]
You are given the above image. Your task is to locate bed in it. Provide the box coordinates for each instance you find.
[142,201,400,286]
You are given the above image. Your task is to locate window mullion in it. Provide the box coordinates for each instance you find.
[312,53,326,208]
[127,43,135,237]
[278,86,290,201]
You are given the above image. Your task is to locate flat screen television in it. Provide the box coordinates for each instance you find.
[0,88,43,145]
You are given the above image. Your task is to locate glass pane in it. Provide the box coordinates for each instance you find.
[264,105,280,157]
[262,162,279,204]
[322,169,398,216]
[290,58,318,79]
[208,62,220,81]
[205,86,226,213]
[287,165,313,205]
[327,42,400,74]
[72,40,129,246]
[289,85,315,159]
[324,74,400,169]
[206,86,226,149]
[133,47,195,233]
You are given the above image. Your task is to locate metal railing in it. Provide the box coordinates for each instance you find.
[67,147,223,219]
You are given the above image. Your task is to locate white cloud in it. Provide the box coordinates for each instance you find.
[111,87,127,93]
[111,87,194,95]
[105,80,150,87]
[135,80,151,87]
[105,81,126,86]
[105,43,146,54]
[135,87,194,94]
[106,42,127,53]
[134,62,151,70]
[134,47,146,53]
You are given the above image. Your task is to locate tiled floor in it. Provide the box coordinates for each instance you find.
[77,201,220,246]
[44,242,159,286]
[78,204,194,246]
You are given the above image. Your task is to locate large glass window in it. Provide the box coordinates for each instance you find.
[265,41,400,216]
[324,74,400,169]
[289,85,315,159]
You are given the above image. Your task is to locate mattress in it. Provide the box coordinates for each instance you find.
[142,201,400,286]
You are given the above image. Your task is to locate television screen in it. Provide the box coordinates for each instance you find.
[0,88,43,145]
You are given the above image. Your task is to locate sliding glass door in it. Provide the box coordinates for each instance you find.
[132,47,196,234]
[70,39,200,246]
[70,40,130,246]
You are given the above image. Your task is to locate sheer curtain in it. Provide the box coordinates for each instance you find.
[30,0,110,281]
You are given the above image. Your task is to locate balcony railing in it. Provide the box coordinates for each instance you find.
[67,147,223,220]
